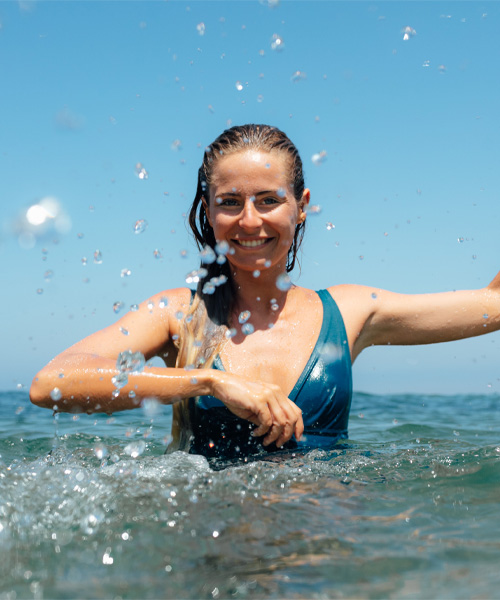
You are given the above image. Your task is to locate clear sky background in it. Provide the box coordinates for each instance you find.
[1,0,499,395]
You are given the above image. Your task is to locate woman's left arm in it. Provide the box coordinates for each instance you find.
[330,270,500,359]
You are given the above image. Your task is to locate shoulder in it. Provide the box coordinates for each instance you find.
[326,284,380,312]
[120,287,194,332]
[147,287,194,312]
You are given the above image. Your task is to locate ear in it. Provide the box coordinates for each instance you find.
[297,188,310,224]
[201,196,212,227]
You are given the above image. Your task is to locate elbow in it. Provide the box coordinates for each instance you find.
[29,370,54,408]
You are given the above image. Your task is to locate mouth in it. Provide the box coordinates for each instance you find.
[233,238,273,248]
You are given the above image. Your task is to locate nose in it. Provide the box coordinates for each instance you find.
[238,198,262,230]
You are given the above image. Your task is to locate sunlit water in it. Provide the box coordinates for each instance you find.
[1,390,500,599]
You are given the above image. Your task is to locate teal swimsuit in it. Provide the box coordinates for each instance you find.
[189,289,352,459]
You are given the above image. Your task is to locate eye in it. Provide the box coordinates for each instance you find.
[218,198,239,207]
[261,196,279,205]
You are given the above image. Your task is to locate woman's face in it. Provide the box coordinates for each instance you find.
[205,150,309,274]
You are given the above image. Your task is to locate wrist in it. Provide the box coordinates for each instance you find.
[194,369,220,397]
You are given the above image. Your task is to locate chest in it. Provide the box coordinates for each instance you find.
[219,303,324,397]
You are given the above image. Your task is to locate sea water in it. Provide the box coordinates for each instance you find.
[1,390,500,599]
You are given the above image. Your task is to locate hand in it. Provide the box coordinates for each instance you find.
[211,373,304,448]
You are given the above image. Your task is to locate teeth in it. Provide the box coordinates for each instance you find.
[237,239,268,247]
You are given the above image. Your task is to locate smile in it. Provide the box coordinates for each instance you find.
[234,238,272,248]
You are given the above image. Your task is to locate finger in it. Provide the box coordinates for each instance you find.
[294,412,304,441]
[273,400,303,447]
[250,405,273,438]
[262,398,289,446]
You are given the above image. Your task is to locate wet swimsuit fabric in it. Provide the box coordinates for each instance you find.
[189,289,353,459]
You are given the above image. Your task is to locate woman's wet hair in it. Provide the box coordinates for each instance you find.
[188,124,306,326]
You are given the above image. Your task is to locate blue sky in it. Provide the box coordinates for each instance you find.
[1,0,499,394]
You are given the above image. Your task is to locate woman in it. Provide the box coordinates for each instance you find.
[30,124,500,460]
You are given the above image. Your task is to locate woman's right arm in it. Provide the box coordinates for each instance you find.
[30,288,303,447]
[29,288,195,413]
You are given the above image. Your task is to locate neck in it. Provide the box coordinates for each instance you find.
[229,264,293,322]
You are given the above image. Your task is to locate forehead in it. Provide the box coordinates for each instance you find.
[210,150,291,193]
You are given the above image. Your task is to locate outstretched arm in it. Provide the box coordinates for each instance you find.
[330,270,500,360]
[30,288,303,447]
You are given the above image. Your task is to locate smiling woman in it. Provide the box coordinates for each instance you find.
[29,124,500,464]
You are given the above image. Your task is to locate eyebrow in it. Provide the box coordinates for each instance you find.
[218,189,278,197]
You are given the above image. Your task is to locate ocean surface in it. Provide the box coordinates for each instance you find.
[1,389,500,600]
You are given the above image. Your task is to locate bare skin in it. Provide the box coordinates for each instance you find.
[30,149,500,449]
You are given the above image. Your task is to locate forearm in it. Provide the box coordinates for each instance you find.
[30,353,215,413]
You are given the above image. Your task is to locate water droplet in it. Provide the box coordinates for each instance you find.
[159,297,169,308]
[422,59,430,68]
[120,327,129,336]
[264,260,272,268]
[257,94,264,103]
[277,187,286,198]
[113,301,124,314]
[483,313,489,319]
[175,311,184,320]
[438,64,446,73]
[142,397,161,418]
[238,310,251,324]
[153,249,162,259]
[202,282,216,295]
[128,390,136,399]
[77,232,84,239]
[81,257,88,266]
[185,268,208,284]
[135,163,149,179]
[311,151,327,165]
[93,250,103,264]
[215,240,229,256]
[112,372,128,389]
[44,270,54,281]
[50,387,62,401]
[235,81,243,91]
[171,139,182,151]
[402,26,416,40]
[270,33,284,51]
[458,237,464,243]
[225,328,237,339]
[117,350,146,373]
[147,301,154,311]
[124,440,146,458]
[242,323,254,335]
[326,222,335,230]
[134,219,148,234]
[120,268,131,278]
[196,22,205,35]
[216,254,226,264]
[94,444,108,460]
[359,255,364,260]
[180,249,188,258]
[308,204,322,215]
[290,70,306,83]
[200,245,216,264]
[80,511,105,535]
[371,292,378,299]
[130,304,139,312]
[36,288,43,295]
[253,270,260,278]
[276,273,292,291]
